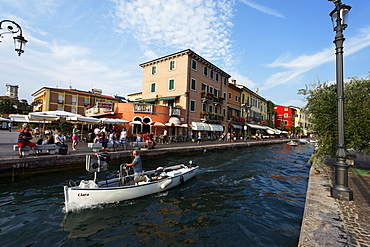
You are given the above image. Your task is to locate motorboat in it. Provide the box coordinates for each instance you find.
[297,139,308,145]
[63,153,199,213]
[287,140,299,146]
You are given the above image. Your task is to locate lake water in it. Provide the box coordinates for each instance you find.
[0,143,314,246]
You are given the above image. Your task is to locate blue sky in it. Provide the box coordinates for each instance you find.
[1,0,369,108]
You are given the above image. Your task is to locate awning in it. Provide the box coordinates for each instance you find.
[209,124,224,132]
[230,124,242,129]
[140,99,156,103]
[228,105,241,111]
[247,123,268,130]
[159,96,177,101]
[191,122,211,131]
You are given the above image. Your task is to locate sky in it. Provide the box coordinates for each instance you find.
[1,0,369,108]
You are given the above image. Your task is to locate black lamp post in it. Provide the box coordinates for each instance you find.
[328,0,353,201]
[0,20,28,56]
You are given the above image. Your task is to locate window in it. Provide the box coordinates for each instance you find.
[209,87,213,94]
[223,108,226,116]
[168,79,175,90]
[235,95,240,102]
[202,103,206,112]
[150,82,156,93]
[208,105,213,113]
[190,100,196,112]
[71,96,76,105]
[151,66,157,75]
[191,59,197,70]
[214,89,219,97]
[210,69,214,79]
[203,66,208,77]
[191,78,196,91]
[84,97,89,106]
[216,73,219,82]
[223,92,226,99]
[284,113,288,118]
[228,92,232,100]
[202,83,207,91]
[223,78,227,86]
[71,107,76,113]
[58,94,63,104]
[169,60,176,71]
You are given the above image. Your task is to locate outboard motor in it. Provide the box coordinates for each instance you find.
[188,160,197,168]
[86,153,110,173]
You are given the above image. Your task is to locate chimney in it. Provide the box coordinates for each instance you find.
[231,79,236,85]
[255,88,259,94]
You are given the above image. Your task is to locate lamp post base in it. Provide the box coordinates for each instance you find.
[331,187,353,201]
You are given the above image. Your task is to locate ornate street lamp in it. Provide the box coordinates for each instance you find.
[0,20,28,56]
[328,0,353,201]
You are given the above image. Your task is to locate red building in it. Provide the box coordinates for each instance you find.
[273,105,294,130]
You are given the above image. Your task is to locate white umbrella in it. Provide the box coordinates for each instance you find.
[180,123,191,128]
[0,117,12,122]
[149,121,165,126]
[67,116,100,124]
[100,118,129,124]
[38,110,80,118]
[165,122,180,127]
[28,112,60,121]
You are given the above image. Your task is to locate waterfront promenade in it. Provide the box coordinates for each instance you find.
[1,130,369,246]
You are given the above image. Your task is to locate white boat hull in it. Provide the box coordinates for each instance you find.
[64,165,198,212]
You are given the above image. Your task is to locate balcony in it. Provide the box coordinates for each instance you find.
[213,96,225,105]
[133,103,153,113]
[230,116,246,124]
[201,91,213,102]
[200,112,224,123]
[169,107,181,116]
[57,100,64,104]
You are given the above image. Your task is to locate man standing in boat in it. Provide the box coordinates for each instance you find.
[125,150,142,184]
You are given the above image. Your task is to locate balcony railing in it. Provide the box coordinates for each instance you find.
[200,112,224,122]
[169,107,181,116]
[133,103,153,113]
[57,100,64,104]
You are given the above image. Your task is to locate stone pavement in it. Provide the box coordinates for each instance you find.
[1,130,369,246]
[299,154,370,246]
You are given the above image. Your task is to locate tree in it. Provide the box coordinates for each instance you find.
[298,76,370,164]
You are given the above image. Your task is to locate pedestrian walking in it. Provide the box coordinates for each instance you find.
[72,124,80,150]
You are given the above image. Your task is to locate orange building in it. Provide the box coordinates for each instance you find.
[112,102,188,139]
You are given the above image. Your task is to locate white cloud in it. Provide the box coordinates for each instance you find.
[238,0,285,19]
[262,25,370,90]
[111,0,234,64]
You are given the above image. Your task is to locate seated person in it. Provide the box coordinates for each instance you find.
[55,131,70,154]
[18,126,37,158]
[136,132,143,142]
[143,132,152,148]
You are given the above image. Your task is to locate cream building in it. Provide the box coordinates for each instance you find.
[139,49,230,132]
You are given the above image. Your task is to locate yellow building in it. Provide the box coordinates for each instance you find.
[31,87,120,115]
